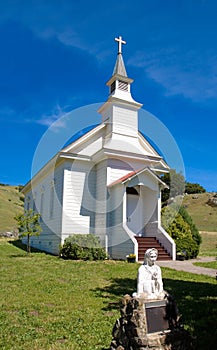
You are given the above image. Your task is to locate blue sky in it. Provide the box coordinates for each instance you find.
[0,0,217,191]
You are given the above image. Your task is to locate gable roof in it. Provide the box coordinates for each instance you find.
[22,121,169,194]
[108,167,169,189]
[62,124,99,149]
[61,123,105,153]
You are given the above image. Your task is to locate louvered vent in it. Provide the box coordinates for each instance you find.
[118,80,128,91]
[110,81,116,94]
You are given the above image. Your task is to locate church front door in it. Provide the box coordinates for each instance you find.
[126,188,143,235]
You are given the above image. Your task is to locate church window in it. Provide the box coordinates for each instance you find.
[26,196,30,211]
[40,192,44,216]
[33,193,37,212]
[50,186,54,219]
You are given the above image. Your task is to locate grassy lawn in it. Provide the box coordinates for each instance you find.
[194,260,217,269]
[199,231,217,256]
[0,239,216,350]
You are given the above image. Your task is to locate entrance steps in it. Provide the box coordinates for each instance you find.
[135,236,172,262]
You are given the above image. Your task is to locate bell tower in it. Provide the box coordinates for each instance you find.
[98,36,142,142]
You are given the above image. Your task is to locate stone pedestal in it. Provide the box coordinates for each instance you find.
[109,295,194,350]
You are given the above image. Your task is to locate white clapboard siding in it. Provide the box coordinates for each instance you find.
[22,163,65,254]
[107,185,134,259]
[61,161,96,241]
[108,233,134,260]
[107,159,132,185]
[22,234,61,255]
[77,137,103,157]
[94,160,108,247]
[112,105,138,137]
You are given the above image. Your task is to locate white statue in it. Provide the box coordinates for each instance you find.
[134,248,165,300]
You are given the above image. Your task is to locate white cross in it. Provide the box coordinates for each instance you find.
[115,36,126,54]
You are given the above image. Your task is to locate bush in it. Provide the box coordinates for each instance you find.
[162,205,201,259]
[59,234,107,260]
[185,182,206,194]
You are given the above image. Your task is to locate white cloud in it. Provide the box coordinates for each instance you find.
[36,105,67,131]
[128,48,217,102]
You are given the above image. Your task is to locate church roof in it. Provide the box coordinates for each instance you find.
[62,124,99,149]
[113,53,127,77]
[108,167,168,188]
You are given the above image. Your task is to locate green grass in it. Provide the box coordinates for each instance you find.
[0,185,24,232]
[193,260,217,269]
[0,239,216,350]
[199,231,217,256]
[183,192,217,232]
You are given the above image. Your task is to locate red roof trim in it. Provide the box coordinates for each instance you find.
[108,167,169,188]
[108,168,143,187]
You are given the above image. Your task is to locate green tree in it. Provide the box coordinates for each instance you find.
[15,209,42,253]
[179,206,202,247]
[185,182,206,194]
[161,170,185,203]
[161,205,201,259]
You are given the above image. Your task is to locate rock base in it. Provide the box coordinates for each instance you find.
[109,295,194,350]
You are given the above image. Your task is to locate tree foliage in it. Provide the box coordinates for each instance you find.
[161,170,185,203]
[15,209,42,253]
[161,170,206,203]
[162,205,201,259]
[185,182,206,194]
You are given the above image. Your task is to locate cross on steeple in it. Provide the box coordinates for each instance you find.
[115,36,126,54]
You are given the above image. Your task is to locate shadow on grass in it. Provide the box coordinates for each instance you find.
[9,239,51,256]
[95,277,217,350]
[94,277,136,310]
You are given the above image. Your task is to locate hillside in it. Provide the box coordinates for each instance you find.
[182,192,217,232]
[0,184,24,233]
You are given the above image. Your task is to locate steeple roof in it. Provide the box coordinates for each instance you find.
[113,53,127,77]
[98,35,142,114]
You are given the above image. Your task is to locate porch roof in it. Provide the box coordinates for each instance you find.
[108,167,169,189]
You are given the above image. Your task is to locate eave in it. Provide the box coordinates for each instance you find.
[108,166,169,189]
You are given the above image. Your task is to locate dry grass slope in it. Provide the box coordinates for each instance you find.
[183,192,217,232]
[0,185,24,232]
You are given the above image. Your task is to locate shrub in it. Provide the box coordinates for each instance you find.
[162,205,201,259]
[59,234,107,260]
[185,182,206,194]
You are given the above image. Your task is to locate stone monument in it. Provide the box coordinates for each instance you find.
[109,248,194,350]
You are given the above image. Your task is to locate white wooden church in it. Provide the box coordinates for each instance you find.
[22,37,176,260]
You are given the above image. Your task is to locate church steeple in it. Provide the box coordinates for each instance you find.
[104,36,141,106]
[98,36,142,143]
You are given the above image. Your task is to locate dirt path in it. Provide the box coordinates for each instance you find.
[158,256,216,277]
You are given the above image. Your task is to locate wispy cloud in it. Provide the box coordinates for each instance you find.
[128,48,217,102]
[0,1,111,63]
[36,104,67,131]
